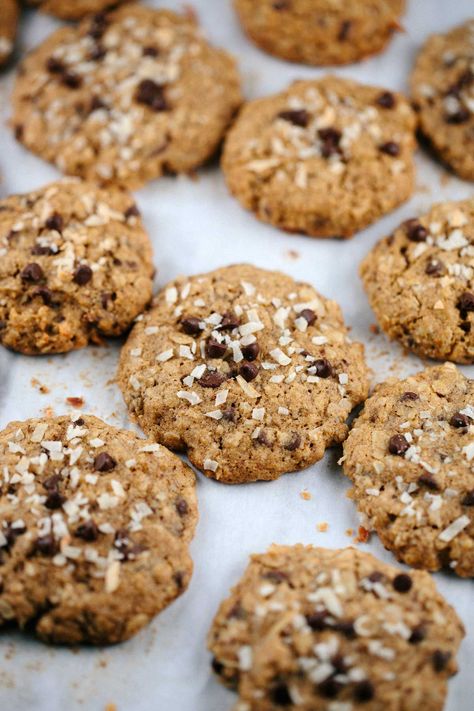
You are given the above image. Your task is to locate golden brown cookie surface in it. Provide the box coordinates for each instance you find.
[28,0,130,21]
[343,364,474,577]
[0,415,198,644]
[0,179,153,355]
[118,264,369,484]
[222,77,416,238]
[12,6,242,188]
[0,0,18,66]
[208,544,464,710]
[234,0,405,66]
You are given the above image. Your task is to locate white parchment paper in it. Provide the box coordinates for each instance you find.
[0,1,473,709]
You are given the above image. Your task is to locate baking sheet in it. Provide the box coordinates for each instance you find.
[0,1,473,709]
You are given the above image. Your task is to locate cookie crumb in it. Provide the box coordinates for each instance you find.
[355,526,370,543]
[286,249,300,260]
[66,397,84,408]
[316,521,328,532]
[300,489,311,500]
[31,378,49,394]
[369,324,380,335]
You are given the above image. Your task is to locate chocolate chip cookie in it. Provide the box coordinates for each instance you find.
[0,0,18,67]
[12,6,242,188]
[222,76,416,238]
[118,264,369,484]
[411,19,474,181]
[234,0,405,66]
[343,363,474,577]
[208,544,464,710]
[360,198,474,363]
[0,179,153,355]
[27,0,130,21]
[0,414,198,644]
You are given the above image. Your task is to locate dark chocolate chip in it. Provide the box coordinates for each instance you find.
[409,624,426,644]
[45,213,63,232]
[270,683,292,706]
[34,534,58,556]
[88,12,109,39]
[124,204,140,219]
[388,434,409,456]
[461,490,474,506]
[31,244,55,256]
[220,311,241,330]
[181,316,203,335]
[44,490,66,510]
[306,611,327,630]
[277,109,309,127]
[46,57,65,74]
[75,520,99,541]
[338,19,351,41]
[21,263,44,283]
[222,407,237,422]
[425,259,445,276]
[318,127,342,158]
[353,680,374,702]
[211,657,224,675]
[272,0,289,8]
[392,573,412,592]
[206,337,227,359]
[241,342,259,361]
[450,412,471,428]
[284,432,301,451]
[143,46,159,57]
[43,474,61,491]
[368,571,385,582]
[73,264,93,286]
[400,391,419,401]
[376,91,396,109]
[332,619,355,638]
[318,678,341,698]
[432,650,451,672]
[240,361,259,382]
[62,73,82,89]
[417,473,439,490]
[33,286,53,305]
[445,107,470,124]
[299,308,316,325]
[404,219,428,242]
[89,45,107,62]
[263,570,288,583]
[314,358,332,378]
[135,79,168,112]
[94,452,117,472]
[457,291,474,313]
[379,141,400,156]
[198,371,227,388]
[176,499,188,516]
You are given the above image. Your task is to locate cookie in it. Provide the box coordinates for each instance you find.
[118,264,369,484]
[360,198,474,363]
[0,178,153,355]
[208,544,464,710]
[27,0,130,21]
[343,363,474,577]
[0,0,18,67]
[11,6,242,188]
[0,414,198,644]
[234,0,405,66]
[222,76,416,238]
[410,19,474,181]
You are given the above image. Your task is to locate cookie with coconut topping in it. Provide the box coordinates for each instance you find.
[208,545,463,710]
[360,198,474,363]
[0,414,197,644]
[234,0,405,66]
[411,19,474,181]
[11,6,242,188]
[222,76,416,238]
[27,0,130,21]
[118,264,369,484]
[343,364,474,577]
[0,179,153,355]
[0,0,18,67]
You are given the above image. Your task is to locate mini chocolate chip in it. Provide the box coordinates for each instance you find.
[272,0,289,9]
[270,683,292,706]
[306,611,327,630]
[388,434,409,456]
[400,391,419,401]
[404,219,428,242]
[176,499,188,516]
[445,107,470,124]
[241,342,259,361]
[45,213,63,232]
[31,244,55,256]
[4,522,26,548]
[417,473,439,490]
[74,418,85,426]
[338,19,351,41]
[457,291,474,313]
[88,12,109,39]
[263,570,288,583]
[256,430,271,447]
[318,678,341,698]
[376,91,395,109]
[277,109,309,127]
[73,264,93,286]
[101,291,116,308]
[409,624,426,644]
[46,57,65,74]
[135,79,168,111]
[353,680,374,702]
[206,337,227,359]
[181,316,203,335]
[314,358,332,378]
[211,657,224,675]
[220,311,241,330]
[240,361,259,382]
[143,46,159,57]
[318,127,342,158]
[62,72,82,89]
[44,490,66,510]
[34,534,58,556]
[94,452,116,472]
[379,141,400,156]
[89,45,106,62]
[299,308,316,325]
[284,432,301,451]
[124,204,140,219]
[450,412,471,428]
[368,571,385,582]
[33,286,53,305]
[461,490,474,506]
[21,263,44,283]
[392,573,412,592]
[43,474,61,491]
[425,259,445,276]
[432,650,451,672]
[198,371,227,388]
[75,520,99,541]
[333,619,355,638]
[222,407,237,422]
